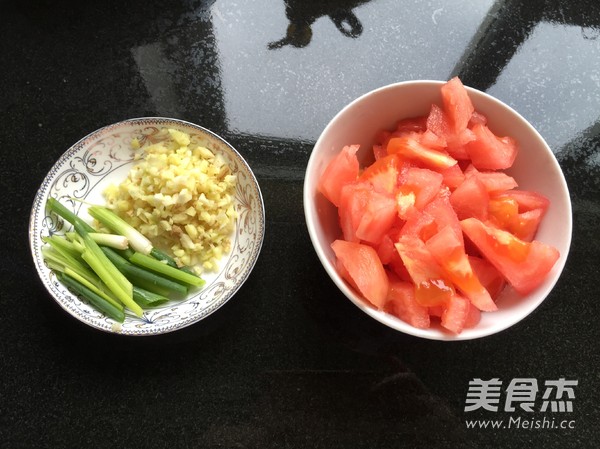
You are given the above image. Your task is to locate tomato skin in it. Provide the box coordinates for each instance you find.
[460,218,560,295]
[318,145,360,207]
[386,279,430,329]
[331,239,389,309]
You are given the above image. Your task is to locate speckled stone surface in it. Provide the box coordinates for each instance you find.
[1,0,599,448]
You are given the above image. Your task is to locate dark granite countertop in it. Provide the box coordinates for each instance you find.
[1,0,599,448]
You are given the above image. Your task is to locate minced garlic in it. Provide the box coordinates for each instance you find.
[104,128,237,274]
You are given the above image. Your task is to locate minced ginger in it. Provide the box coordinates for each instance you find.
[104,128,237,274]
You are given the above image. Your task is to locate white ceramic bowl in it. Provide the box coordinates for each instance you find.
[304,80,571,341]
[30,117,265,335]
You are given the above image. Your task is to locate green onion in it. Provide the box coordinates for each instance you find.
[88,206,152,255]
[150,247,179,268]
[89,206,193,270]
[133,287,169,308]
[58,272,125,323]
[149,247,196,275]
[74,221,142,317]
[42,240,97,286]
[42,235,79,258]
[129,252,205,288]
[88,233,128,250]
[63,267,123,310]
[47,197,94,232]
[101,247,188,296]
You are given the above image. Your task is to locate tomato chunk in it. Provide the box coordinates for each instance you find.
[441,294,470,334]
[318,145,360,207]
[466,124,518,170]
[359,153,403,195]
[450,175,489,221]
[469,256,506,300]
[426,226,497,311]
[407,168,443,209]
[464,164,518,193]
[460,218,560,295]
[492,190,550,213]
[338,183,397,245]
[331,240,389,308]
[387,136,457,169]
[395,236,454,307]
[387,279,430,329]
[441,76,475,135]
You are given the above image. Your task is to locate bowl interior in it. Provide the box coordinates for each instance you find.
[304,81,571,340]
[30,117,265,335]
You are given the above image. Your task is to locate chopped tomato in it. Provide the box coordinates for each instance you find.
[426,103,451,140]
[425,193,464,244]
[492,190,550,213]
[318,144,360,207]
[395,116,427,133]
[400,192,463,247]
[511,209,545,242]
[461,218,560,295]
[387,135,457,169]
[488,197,545,241]
[488,196,519,228]
[338,182,368,242]
[469,111,488,127]
[464,164,518,193]
[372,144,387,160]
[428,305,444,318]
[400,167,444,211]
[469,256,506,300]
[331,239,389,308]
[359,153,403,195]
[450,175,489,221]
[464,302,482,328]
[338,183,397,245]
[438,163,465,191]
[426,226,497,311]
[318,77,560,334]
[386,279,430,329]
[441,76,475,135]
[336,257,358,291]
[466,124,518,170]
[441,294,470,334]
[419,129,447,150]
[395,236,454,307]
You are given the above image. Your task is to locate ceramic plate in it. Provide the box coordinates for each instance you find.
[29,117,265,335]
